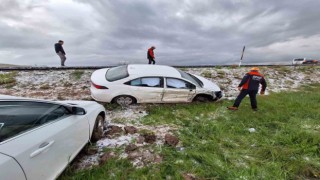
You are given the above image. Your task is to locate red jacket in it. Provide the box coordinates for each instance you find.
[147,48,155,59]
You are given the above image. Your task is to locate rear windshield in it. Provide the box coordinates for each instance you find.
[106,65,129,82]
[177,69,203,87]
[294,59,304,61]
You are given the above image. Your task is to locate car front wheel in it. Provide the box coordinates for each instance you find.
[91,115,105,142]
[193,95,212,102]
[114,96,135,106]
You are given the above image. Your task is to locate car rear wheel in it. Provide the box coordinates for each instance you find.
[91,115,105,142]
[114,96,135,106]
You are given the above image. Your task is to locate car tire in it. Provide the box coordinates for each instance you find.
[114,95,135,106]
[91,115,105,143]
[193,95,212,102]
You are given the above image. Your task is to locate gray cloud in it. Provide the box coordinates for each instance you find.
[0,0,320,66]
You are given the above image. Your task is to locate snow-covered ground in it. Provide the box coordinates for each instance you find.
[1,66,319,170]
[1,66,319,100]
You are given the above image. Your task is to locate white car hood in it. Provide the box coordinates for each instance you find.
[193,74,221,91]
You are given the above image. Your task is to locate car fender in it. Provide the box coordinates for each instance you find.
[83,104,105,140]
[0,153,26,180]
[195,89,215,98]
[57,100,106,140]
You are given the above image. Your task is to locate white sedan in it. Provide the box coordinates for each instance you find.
[0,95,106,180]
[90,64,222,105]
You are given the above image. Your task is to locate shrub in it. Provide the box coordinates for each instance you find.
[70,70,84,80]
[201,70,212,78]
[0,71,17,85]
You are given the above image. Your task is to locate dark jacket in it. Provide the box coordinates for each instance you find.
[55,43,66,55]
[238,71,267,91]
[147,48,154,59]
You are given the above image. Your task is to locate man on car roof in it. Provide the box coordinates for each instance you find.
[147,46,156,64]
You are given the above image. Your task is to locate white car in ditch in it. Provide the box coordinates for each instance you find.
[90,64,222,105]
[0,95,106,180]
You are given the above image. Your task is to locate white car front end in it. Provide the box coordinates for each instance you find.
[193,74,223,100]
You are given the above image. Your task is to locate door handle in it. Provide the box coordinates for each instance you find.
[30,140,55,158]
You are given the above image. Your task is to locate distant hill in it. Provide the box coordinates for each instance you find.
[0,63,21,67]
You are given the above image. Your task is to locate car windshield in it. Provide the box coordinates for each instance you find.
[105,65,129,82]
[177,69,203,87]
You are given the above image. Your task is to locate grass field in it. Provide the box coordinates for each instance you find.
[60,84,320,180]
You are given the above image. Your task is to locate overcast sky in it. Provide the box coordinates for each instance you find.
[0,0,320,66]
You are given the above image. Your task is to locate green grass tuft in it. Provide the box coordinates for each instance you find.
[0,71,17,85]
[70,70,85,80]
[201,70,212,78]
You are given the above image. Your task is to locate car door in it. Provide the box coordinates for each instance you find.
[124,77,164,103]
[0,101,89,180]
[162,77,196,102]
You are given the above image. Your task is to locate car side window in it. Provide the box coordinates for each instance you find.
[166,78,195,89]
[0,101,71,142]
[125,77,163,88]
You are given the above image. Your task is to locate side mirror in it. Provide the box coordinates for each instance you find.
[71,107,86,115]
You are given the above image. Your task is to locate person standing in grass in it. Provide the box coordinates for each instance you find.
[147,46,156,64]
[54,40,66,66]
[228,67,267,111]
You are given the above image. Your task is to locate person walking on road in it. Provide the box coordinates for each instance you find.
[55,40,66,66]
[228,67,267,111]
[147,46,156,64]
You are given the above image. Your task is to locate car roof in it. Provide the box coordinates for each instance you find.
[127,64,182,78]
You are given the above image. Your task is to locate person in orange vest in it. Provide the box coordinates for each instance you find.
[147,46,156,64]
[228,67,267,111]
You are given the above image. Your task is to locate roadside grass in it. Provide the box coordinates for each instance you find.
[60,84,320,179]
[295,65,320,73]
[39,83,50,90]
[201,70,212,78]
[0,71,17,85]
[70,70,85,80]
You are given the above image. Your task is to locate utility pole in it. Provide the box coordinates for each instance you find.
[239,46,245,67]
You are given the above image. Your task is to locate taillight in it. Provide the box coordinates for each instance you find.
[92,82,108,89]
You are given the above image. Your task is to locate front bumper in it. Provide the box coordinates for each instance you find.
[214,91,223,100]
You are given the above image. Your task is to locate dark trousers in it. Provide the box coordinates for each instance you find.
[57,52,66,66]
[148,58,155,64]
[233,89,258,109]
